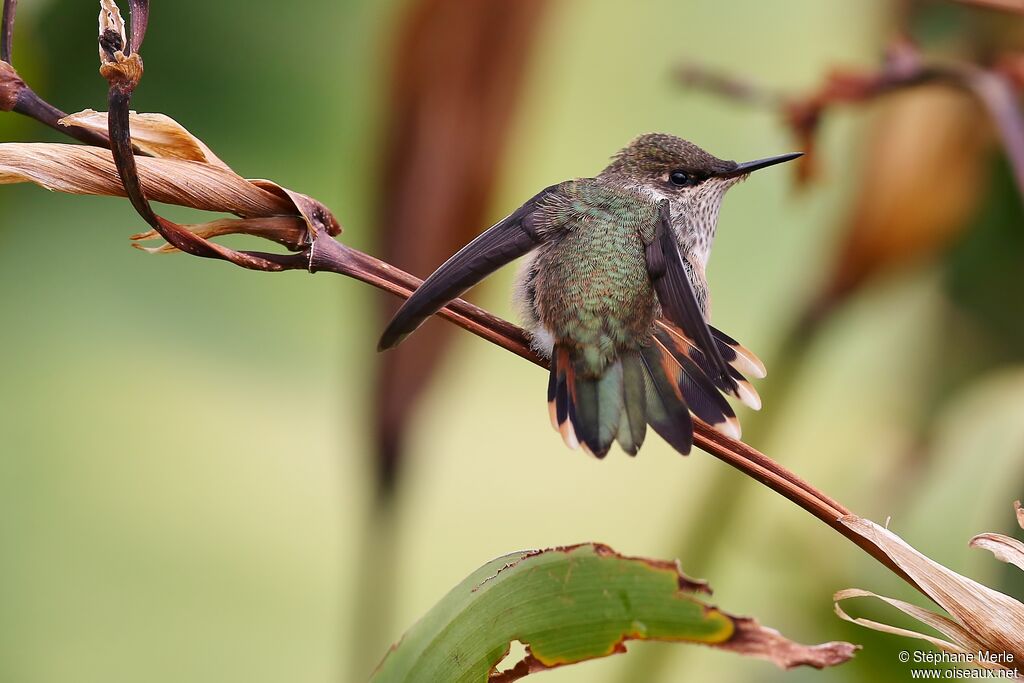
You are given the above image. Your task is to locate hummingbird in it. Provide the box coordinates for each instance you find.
[378,133,800,458]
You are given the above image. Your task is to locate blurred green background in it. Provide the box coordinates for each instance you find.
[2,1,1023,681]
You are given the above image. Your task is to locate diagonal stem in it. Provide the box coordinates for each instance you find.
[13,88,112,147]
[305,234,919,591]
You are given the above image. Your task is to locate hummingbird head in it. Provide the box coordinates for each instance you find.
[602,133,801,266]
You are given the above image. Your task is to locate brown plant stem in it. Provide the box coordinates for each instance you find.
[14,88,112,147]
[0,0,110,148]
[306,235,918,592]
[2,0,16,63]
[372,0,551,500]
[98,1,293,272]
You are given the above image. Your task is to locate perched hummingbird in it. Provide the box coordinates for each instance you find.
[378,133,800,458]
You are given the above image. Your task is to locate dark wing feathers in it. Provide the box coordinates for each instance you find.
[709,324,767,379]
[643,200,739,397]
[654,319,761,411]
[652,328,740,439]
[378,185,560,351]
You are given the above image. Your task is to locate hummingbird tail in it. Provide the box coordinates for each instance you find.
[547,321,761,457]
[548,346,647,458]
[547,319,759,458]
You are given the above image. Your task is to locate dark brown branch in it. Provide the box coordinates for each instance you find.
[304,233,918,590]
[309,238,540,365]
[0,0,109,147]
[126,0,148,53]
[1,0,16,63]
[98,2,291,272]
[14,88,112,147]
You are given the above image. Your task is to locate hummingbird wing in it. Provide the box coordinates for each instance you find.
[378,184,562,350]
[644,200,741,399]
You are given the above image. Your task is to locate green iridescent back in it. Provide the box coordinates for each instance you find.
[532,179,659,377]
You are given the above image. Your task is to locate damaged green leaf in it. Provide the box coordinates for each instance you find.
[371,543,856,682]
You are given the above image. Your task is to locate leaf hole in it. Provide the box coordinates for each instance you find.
[494,639,529,675]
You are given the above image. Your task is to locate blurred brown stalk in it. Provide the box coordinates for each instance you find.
[372,0,550,497]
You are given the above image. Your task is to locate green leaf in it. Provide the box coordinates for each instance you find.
[370,543,856,682]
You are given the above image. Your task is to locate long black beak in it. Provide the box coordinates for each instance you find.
[720,152,803,178]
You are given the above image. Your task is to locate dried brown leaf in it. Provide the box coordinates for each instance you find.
[717,618,858,670]
[834,588,998,667]
[0,143,290,216]
[59,109,231,170]
[249,179,340,238]
[0,138,340,252]
[98,0,125,63]
[840,515,1024,663]
[131,216,310,253]
[970,533,1024,572]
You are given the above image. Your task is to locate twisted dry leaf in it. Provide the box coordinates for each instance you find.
[970,534,1024,573]
[97,0,125,64]
[60,109,230,169]
[836,504,1024,672]
[970,501,1024,573]
[0,110,340,249]
[130,216,311,254]
[0,143,288,215]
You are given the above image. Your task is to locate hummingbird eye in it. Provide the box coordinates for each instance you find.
[668,169,693,187]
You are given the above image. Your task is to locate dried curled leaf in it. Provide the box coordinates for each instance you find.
[834,589,1005,670]
[1,103,340,260]
[130,216,310,253]
[0,138,340,245]
[836,508,1024,670]
[60,110,231,170]
[0,143,288,215]
[372,543,856,682]
[98,0,126,63]
[970,532,1024,572]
